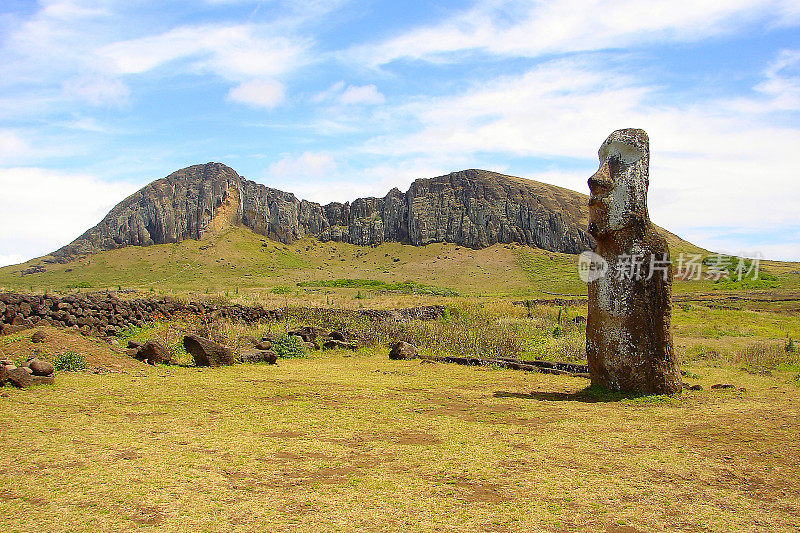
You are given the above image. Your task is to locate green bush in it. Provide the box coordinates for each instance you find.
[271,285,291,294]
[53,350,86,371]
[271,335,306,359]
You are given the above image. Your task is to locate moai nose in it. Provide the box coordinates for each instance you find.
[588,161,612,196]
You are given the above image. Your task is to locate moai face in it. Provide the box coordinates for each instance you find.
[587,129,650,239]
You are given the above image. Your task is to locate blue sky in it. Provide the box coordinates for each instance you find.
[1,0,799,266]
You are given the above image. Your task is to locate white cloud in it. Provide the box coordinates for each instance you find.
[62,74,130,107]
[0,254,27,268]
[0,167,141,262]
[0,131,31,164]
[312,82,385,106]
[339,84,385,105]
[349,0,800,66]
[98,23,310,81]
[266,152,338,183]
[227,79,286,108]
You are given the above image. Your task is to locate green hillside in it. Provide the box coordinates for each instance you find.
[1,225,797,301]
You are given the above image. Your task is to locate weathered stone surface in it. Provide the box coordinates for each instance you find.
[585,129,681,395]
[184,334,235,367]
[389,341,418,360]
[30,330,46,343]
[29,359,54,376]
[45,163,596,263]
[137,340,173,365]
[30,375,55,386]
[288,326,324,343]
[6,368,33,388]
[322,339,357,350]
[237,349,277,364]
[254,340,271,351]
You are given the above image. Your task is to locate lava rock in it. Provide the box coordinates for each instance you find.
[30,330,46,343]
[322,339,357,350]
[184,334,235,367]
[29,359,55,376]
[137,340,173,365]
[238,349,278,364]
[6,368,33,388]
[389,341,418,360]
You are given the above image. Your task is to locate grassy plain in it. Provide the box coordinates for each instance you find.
[1,296,799,532]
[2,227,800,531]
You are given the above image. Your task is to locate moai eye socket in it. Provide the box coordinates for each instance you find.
[599,141,644,165]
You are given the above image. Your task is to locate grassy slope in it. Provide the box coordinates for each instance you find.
[1,225,797,298]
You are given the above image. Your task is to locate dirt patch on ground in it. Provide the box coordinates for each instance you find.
[0,326,141,371]
[127,505,165,526]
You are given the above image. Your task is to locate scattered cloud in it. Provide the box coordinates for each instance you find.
[348,0,800,66]
[99,24,311,81]
[0,254,27,268]
[313,82,385,106]
[61,74,130,107]
[266,152,338,183]
[0,130,31,164]
[0,167,141,263]
[339,84,385,105]
[227,79,286,108]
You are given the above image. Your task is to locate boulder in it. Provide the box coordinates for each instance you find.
[6,368,33,388]
[389,341,418,360]
[127,340,143,349]
[30,330,46,343]
[31,375,55,386]
[255,340,272,350]
[288,326,323,343]
[323,339,357,350]
[329,330,346,341]
[29,359,55,376]
[238,349,278,364]
[184,334,235,367]
[137,340,172,365]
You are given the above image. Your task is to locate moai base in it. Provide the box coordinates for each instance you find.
[585,129,681,394]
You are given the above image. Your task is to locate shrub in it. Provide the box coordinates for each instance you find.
[786,335,796,353]
[271,285,291,294]
[271,335,306,359]
[53,350,86,371]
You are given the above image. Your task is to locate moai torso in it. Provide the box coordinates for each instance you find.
[585,129,681,394]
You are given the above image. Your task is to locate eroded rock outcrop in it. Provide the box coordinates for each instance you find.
[47,163,593,263]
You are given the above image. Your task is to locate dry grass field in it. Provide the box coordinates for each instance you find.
[1,350,799,532]
[2,228,800,531]
[1,296,799,532]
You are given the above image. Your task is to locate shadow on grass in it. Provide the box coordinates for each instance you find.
[494,386,675,403]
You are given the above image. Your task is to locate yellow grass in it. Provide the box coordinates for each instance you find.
[1,351,799,532]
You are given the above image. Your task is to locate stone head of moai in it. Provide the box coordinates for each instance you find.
[588,128,650,241]
[585,128,682,395]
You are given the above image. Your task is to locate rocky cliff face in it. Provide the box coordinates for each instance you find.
[49,163,593,262]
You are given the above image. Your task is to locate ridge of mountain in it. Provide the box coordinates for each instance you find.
[48,162,597,263]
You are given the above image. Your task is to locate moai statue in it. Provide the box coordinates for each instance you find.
[585,128,681,394]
